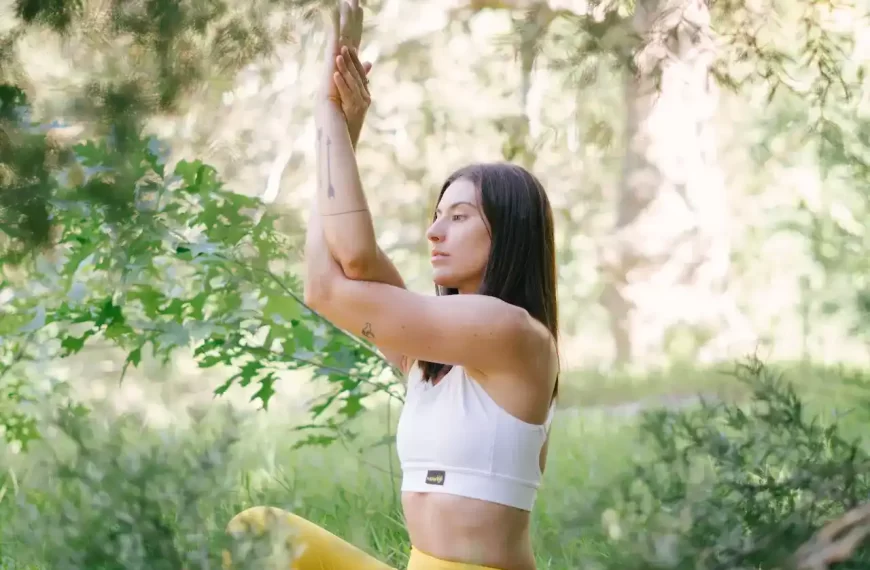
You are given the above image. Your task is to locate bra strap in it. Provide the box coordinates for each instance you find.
[544,402,556,430]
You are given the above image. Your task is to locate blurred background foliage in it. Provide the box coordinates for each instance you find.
[1,0,870,568]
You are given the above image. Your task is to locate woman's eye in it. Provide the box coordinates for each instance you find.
[451,214,466,222]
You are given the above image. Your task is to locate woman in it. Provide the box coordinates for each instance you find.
[225,2,559,569]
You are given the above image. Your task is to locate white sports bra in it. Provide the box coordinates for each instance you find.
[396,363,555,512]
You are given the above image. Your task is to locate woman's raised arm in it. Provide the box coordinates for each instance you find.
[316,2,403,281]
[312,1,408,372]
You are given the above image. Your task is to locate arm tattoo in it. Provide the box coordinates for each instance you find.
[316,128,322,187]
[361,322,375,339]
[322,208,368,217]
[326,136,335,199]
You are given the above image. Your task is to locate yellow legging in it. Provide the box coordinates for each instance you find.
[223,506,500,570]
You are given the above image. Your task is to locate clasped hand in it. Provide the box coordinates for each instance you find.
[321,0,373,139]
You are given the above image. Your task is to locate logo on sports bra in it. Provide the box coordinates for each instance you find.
[425,470,445,486]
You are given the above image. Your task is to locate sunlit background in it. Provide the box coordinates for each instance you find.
[1,0,870,568]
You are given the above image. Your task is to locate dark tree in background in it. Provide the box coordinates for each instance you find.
[0,0,307,259]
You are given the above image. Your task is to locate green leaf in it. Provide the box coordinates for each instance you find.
[94,298,124,328]
[126,346,143,368]
[263,293,301,323]
[73,140,109,167]
[251,372,277,409]
[60,334,89,356]
[339,392,364,418]
[370,434,396,448]
[234,360,263,388]
[291,434,338,449]
[174,160,205,191]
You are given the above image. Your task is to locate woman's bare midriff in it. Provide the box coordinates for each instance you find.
[402,491,537,570]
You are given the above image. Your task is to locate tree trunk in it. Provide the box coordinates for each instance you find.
[599,0,755,367]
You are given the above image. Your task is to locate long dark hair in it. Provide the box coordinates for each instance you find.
[419,162,560,397]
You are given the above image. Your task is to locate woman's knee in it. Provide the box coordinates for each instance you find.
[224,506,393,570]
[226,506,299,537]
[224,506,308,569]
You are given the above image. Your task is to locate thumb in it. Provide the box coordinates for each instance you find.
[331,5,340,39]
[322,5,339,46]
[363,61,373,75]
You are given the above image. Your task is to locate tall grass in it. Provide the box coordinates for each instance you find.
[2,360,870,569]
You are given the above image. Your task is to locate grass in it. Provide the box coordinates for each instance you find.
[0,401,641,568]
[220,409,639,568]
[558,359,870,411]
[1,360,869,569]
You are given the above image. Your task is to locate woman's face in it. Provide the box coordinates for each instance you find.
[426,177,491,293]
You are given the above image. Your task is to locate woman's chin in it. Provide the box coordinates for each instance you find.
[432,270,459,289]
[433,277,457,289]
[432,271,481,293]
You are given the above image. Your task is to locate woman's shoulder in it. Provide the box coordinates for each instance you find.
[514,308,557,355]
[514,312,559,388]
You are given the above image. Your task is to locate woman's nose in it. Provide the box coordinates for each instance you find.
[426,219,444,243]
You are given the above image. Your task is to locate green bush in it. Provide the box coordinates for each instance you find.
[1,404,242,570]
[0,118,399,453]
[596,357,870,570]
[1,359,869,569]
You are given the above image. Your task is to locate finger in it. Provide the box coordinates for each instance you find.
[333,71,353,102]
[323,4,338,38]
[352,2,363,47]
[363,61,372,75]
[344,47,368,87]
[329,5,339,43]
[323,5,340,58]
[340,50,366,95]
[338,1,350,44]
[350,0,359,9]
[343,1,356,44]
[337,54,363,98]
[335,53,351,78]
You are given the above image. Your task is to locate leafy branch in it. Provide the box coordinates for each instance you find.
[0,125,401,450]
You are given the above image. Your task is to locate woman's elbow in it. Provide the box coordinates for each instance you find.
[303,274,332,311]
[338,250,378,281]
[303,285,322,310]
[302,283,323,311]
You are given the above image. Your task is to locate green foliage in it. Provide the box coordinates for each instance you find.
[530,0,860,108]
[2,362,870,569]
[0,400,410,569]
[1,404,242,570]
[599,357,870,569]
[790,106,870,338]
[725,2,870,339]
[0,0,319,254]
[0,127,400,450]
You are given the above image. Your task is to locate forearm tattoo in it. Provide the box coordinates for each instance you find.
[321,208,367,217]
[361,322,375,339]
[326,137,335,199]
[316,128,323,187]
[318,123,364,216]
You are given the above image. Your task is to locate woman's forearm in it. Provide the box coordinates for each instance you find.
[304,196,349,316]
[308,100,407,372]
[315,100,379,278]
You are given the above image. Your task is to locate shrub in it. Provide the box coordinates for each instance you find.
[597,357,870,570]
[2,403,242,570]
